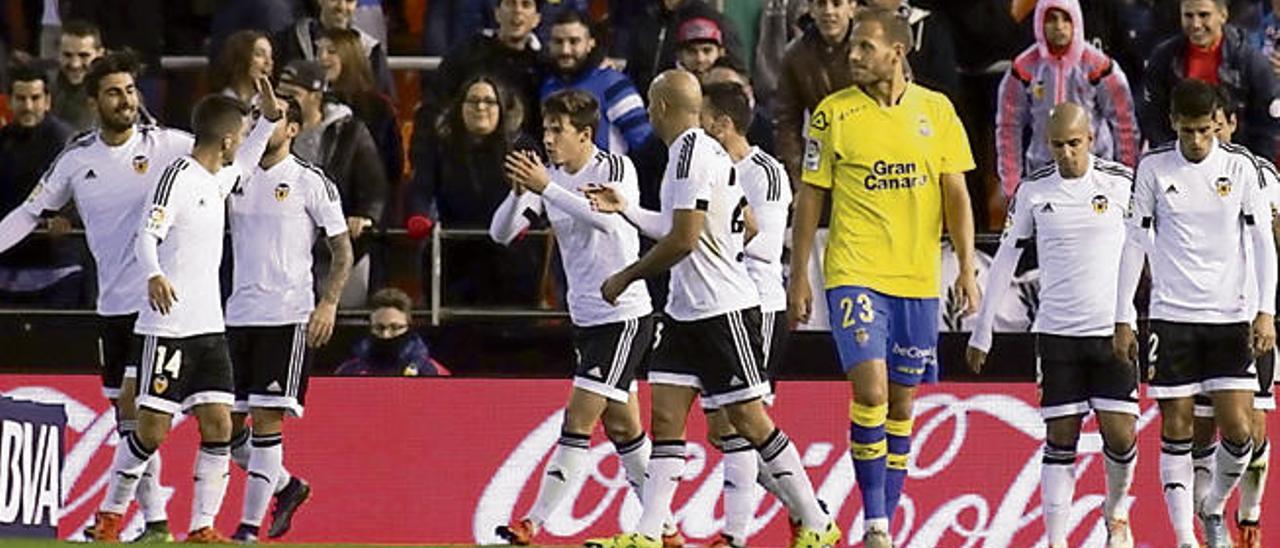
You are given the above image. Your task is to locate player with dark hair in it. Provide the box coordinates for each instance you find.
[1114,78,1276,548]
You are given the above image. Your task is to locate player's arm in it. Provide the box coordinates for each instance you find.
[488,187,541,245]
[790,102,837,326]
[0,209,41,255]
[601,208,700,304]
[234,77,284,169]
[966,187,1033,372]
[504,150,616,233]
[139,169,186,315]
[305,171,352,346]
[1114,163,1153,363]
[585,184,670,239]
[1244,163,1277,354]
[938,100,981,315]
[0,153,77,254]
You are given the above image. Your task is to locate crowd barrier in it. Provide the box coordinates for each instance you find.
[2,375,1275,546]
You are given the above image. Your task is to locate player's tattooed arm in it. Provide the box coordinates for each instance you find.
[321,233,353,306]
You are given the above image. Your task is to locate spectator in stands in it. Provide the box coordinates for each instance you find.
[995,0,1140,199]
[0,65,79,307]
[406,75,542,306]
[51,20,104,133]
[274,0,394,98]
[433,0,545,135]
[1140,0,1279,158]
[318,27,402,191]
[277,60,388,307]
[675,17,728,78]
[1256,0,1280,61]
[540,9,655,155]
[861,0,960,97]
[774,0,856,184]
[209,0,296,59]
[210,30,274,108]
[65,0,164,111]
[701,59,775,154]
[753,0,810,110]
[615,0,745,94]
[421,0,494,57]
[335,288,449,376]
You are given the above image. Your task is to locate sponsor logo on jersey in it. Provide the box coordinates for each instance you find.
[917,115,932,137]
[1091,194,1109,214]
[1216,177,1233,197]
[864,160,928,191]
[132,155,149,174]
[84,169,97,180]
[1040,203,1054,213]
[274,183,291,202]
[809,111,828,131]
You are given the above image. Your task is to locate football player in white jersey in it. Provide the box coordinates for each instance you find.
[584,70,838,548]
[697,81,795,548]
[1114,80,1277,548]
[94,89,281,543]
[0,52,192,542]
[224,97,352,543]
[489,89,660,546]
[1188,87,1277,548]
[967,104,1138,548]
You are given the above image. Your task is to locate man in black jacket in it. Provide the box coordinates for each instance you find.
[277,61,388,307]
[613,0,746,96]
[0,66,79,307]
[273,0,394,98]
[862,0,959,97]
[1140,0,1280,158]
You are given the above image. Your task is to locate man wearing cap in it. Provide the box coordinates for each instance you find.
[277,60,388,307]
[676,17,728,78]
[614,0,745,94]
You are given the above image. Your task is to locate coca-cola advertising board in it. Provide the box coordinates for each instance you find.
[1,375,1275,546]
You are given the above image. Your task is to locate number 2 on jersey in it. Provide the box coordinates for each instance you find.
[839,293,874,328]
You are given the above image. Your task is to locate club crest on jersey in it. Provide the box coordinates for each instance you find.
[1091,194,1109,214]
[274,183,291,202]
[152,375,168,395]
[1216,177,1233,197]
[855,328,870,346]
[132,155,149,174]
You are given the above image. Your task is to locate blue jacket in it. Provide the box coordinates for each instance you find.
[541,60,654,154]
[335,333,444,376]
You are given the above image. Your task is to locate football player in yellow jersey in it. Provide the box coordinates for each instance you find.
[788,8,979,547]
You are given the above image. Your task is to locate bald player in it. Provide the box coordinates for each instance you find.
[968,103,1139,548]
[585,70,839,548]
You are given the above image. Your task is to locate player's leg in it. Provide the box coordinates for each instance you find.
[1199,322,1261,547]
[183,334,237,541]
[1040,415,1084,548]
[1147,321,1201,547]
[880,293,939,529]
[705,408,757,548]
[1035,335,1092,548]
[1090,335,1141,548]
[1237,349,1274,548]
[601,391,684,547]
[120,375,173,542]
[234,407,285,543]
[1192,394,1218,516]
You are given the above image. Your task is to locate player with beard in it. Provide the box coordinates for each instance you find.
[225,97,352,543]
[0,52,193,542]
[540,9,655,156]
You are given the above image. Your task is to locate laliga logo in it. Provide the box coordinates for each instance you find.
[473,392,1161,547]
[0,386,177,540]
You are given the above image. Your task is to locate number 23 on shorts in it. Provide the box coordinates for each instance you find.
[838,292,875,328]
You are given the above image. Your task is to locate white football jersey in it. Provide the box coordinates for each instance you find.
[136,117,276,337]
[1128,141,1274,323]
[225,155,348,326]
[969,157,1131,352]
[661,128,759,321]
[736,147,792,313]
[22,125,194,315]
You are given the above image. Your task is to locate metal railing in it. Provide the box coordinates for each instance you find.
[160,55,442,71]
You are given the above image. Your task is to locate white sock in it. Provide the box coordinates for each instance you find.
[1239,440,1270,522]
[136,452,167,523]
[241,433,283,528]
[756,429,826,531]
[1041,442,1076,548]
[1102,443,1137,520]
[635,441,685,539]
[527,432,591,527]
[274,465,293,494]
[1204,437,1253,517]
[614,434,651,498]
[721,436,757,545]
[1192,443,1216,516]
[190,442,232,532]
[230,428,251,470]
[1161,438,1197,546]
[100,431,154,514]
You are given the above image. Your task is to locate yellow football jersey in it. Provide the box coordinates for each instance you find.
[802,83,975,298]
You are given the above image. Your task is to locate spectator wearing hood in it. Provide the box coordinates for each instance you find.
[539,9,655,155]
[995,0,1139,198]
[336,288,449,376]
[774,0,857,185]
[1140,0,1279,159]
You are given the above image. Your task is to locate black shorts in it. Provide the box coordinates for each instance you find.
[1195,349,1277,416]
[649,308,770,409]
[761,309,790,376]
[228,325,312,417]
[97,313,141,399]
[1148,320,1256,399]
[571,316,656,403]
[136,333,235,416]
[1036,334,1140,419]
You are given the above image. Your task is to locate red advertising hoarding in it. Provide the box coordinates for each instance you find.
[1,375,1275,546]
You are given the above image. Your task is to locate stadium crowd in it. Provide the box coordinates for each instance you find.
[3,0,1279,317]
